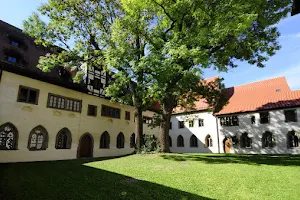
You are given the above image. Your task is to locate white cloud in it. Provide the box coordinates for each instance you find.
[296,33,300,38]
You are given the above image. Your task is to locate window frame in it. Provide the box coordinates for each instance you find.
[198,119,204,127]
[27,125,48,151]
[178,121,184,129]
[177,135,184,147]
[47,93,82,113]
[190,135,198,148]
[55,128,72,149]
[101,105,121,119]
[100,131,110,149]
[260,112,270,124]
[87,104,97,117]
[17,85,39,105]
[116,132,125,149]
[125,111,131,121]
[220,116,239,126]
[0,122,19,150]
[284,109,297,122]
[189,120,194,128]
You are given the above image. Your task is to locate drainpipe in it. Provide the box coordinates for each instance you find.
[216,116,220,154]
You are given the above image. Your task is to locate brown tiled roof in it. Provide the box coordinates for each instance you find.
[215,77,300,115]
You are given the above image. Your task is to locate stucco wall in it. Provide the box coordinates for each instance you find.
[169,112,219,153]
[218,109,300,154]
[0,71,136,163]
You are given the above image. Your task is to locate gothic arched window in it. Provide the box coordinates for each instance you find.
[190,135,198,147]
[0,122,18,150]
[205,135,213,147]
[130,133,135,148]
[100,131,110,149]
[287,131,299,148]
[55,128,72,149]
[240,132,252,148]
[117,132,125,149]
[262,131,275,148]
[28,125,48,151]
[177,135,184,147]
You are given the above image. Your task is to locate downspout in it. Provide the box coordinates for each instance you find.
[216,116,220,154]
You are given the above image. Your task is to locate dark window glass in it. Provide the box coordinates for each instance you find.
[260,112,269,124]
[17,86,39,104]
[93,78,103,90]
[284,110,297,122]
[101,105,121,119]
[220,116,239,126]
[251,116,255,124]
[117,132,125,148]
[240,133,252,148]
[100,132,110,149]
[0,123,18,150]
[262,131,275,148]
[190,135,198,147]
[169,136,172,147]
[179,121,184,129]
[125,111,131,120]
[47,93,81,113]
[189,120,194,128]
[287,131,299,148]
[88,105,97,116]
[198,119,204,127]
[177,135,184,147]
[169,122,172,130]
[143,116,153,124]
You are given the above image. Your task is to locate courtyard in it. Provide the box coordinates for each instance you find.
[1,153,300,200]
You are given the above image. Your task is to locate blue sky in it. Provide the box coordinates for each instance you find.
[1,0,300,90]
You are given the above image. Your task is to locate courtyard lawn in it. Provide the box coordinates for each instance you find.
[1,154,300,200]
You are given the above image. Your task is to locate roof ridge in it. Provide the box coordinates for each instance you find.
[227,76,286,89]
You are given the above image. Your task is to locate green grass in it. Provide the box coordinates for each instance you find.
[1,154,300,200]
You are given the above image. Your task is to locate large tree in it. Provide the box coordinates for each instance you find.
[23,0,153,150]
[131,0,292,152]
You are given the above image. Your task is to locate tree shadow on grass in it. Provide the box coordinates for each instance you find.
[0,156,214,200]
[160,153,300,167]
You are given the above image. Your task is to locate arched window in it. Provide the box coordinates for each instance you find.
[190,135,198,147]
[205,135,213,147]
[28,125,48,151]
[262,131,275,148]
[287,131,299,148]
[169,136,172,147]
[240,132,252,148]
[0,122,18,150]
[100,131,110,149]
[130,133,135,148]
[55,128,72,149]
[117,132,125,149]
[177,135,184,147]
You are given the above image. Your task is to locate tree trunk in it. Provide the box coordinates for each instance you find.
[159,97,175,152]
[135,108,143,151]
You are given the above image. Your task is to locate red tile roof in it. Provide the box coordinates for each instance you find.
[215,77,300,115]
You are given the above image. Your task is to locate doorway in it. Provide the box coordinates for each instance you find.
[223,138,231,153]
[78,133,93,158]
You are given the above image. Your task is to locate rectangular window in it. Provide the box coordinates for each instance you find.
[125,111,130,120]
[87,105,97,116]
[143,116,153,124]
[178,121,184,129]
[169,122,172,130]
[7,56,17,63]
[260,112,269,124]
[285,110,297,122]
[198,119,204,127]
[93,78,103,90]
[189,120,194,128]
[251,116,255,124]
[47,93,81,112]
[101,105,120,119]
[220,116,239,126]
[17,86,39,104]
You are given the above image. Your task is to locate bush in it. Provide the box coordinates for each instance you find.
[137,134,159,154]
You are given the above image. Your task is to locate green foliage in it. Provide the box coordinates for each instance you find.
[137,134,159,154]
